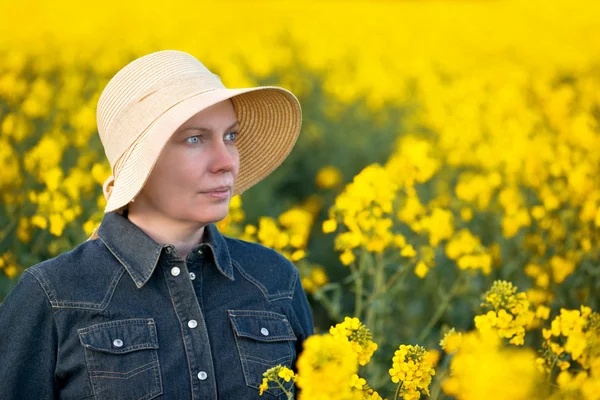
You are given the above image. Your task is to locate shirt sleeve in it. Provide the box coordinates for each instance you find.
[0,269,59,399]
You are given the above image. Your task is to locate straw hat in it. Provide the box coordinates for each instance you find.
[97,49,301,213]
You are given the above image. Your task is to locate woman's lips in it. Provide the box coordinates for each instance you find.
[201,187,231,199]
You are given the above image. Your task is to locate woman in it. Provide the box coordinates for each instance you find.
[0,50,314,399]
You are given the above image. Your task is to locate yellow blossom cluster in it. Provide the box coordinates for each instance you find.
[329,317,378,366]
[445,229,493,275]
[441,330,542,400]
[0,253,19,279]
[241,207,313,263]
[325,164,399,265]
[295,334,359,400]
[388,344,435,400]
[258,365,296,399]
[300,266,329,295]
[263,317,387,400]
[538,306,600,393]
[552,367,600,400]
[440,328,463,354]
[323,161,442,278]
[411,207,454,249]
[474,280,535,345]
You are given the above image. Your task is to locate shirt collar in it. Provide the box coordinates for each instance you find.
[97,211,235,288]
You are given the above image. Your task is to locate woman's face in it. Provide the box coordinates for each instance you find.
[133,99,240,225]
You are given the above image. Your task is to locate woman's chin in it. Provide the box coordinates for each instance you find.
[187,206,230,224]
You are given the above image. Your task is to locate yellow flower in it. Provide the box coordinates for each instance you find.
[550,255,576,284]
[389,344,435,399]
[316,165,343,189]
[277,367,295,382]
[414,260,429,278]
[49,213,66,237]
[83,219,99,237]
[340,249,356,266]
[260,365,295,397]
[401,244,416,258]
[17,217,32,243]
[460,207,473,221]
[30,215,48,230]
[475,281,534,346]
[413,207,455,247]
[349,374,366,389]
[329,317,378,366]
[311,267,328,286]
[535,305,551,320]
[296,334,358,400]
[290,249,306,262]
[440,328,463,354]
[369,391,383,400]
[322,219,338,233]
[258,378,268,396]
[442,330,541,400]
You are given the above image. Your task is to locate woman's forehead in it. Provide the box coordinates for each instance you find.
[177,100,238,132]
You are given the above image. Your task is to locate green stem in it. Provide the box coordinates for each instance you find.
[375,252,384,295]
[366,252,385,335]
[31,228,50,256]
[313,288,342,322]
[382,263,406,293]
[547,352,560,384]
[0,219,17,248]
[366,260,409,308]
[417,274,464,343]
[394,382,404,400]
[273,379,294,400]
[430,369,448,399]
[349,250,365,319]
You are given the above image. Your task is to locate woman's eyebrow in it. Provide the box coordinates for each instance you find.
[184,121,239,133]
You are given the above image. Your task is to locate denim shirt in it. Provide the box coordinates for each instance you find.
[0,211,314,399]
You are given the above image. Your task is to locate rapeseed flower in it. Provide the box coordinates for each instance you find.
[330,317,378,366]
[296,334,358,400]
[442,330,541,400]
[388,344,435,400]
[474,280,534,345]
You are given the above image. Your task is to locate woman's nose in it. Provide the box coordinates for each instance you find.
[210,140,237,173]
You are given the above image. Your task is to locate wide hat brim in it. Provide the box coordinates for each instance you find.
[104,86,302,213]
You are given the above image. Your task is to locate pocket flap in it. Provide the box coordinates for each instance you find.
[78,318,158,354]
[228,310,296,342]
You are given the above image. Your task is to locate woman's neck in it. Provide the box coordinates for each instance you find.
[125,207,207,261]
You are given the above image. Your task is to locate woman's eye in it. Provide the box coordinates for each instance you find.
[185,136,201,144]
[225,131,239,142]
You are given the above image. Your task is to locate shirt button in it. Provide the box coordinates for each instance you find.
[171,267,181,276]
[113,339,124,347]
[260,328,269,336]
[197,371,208,380]
[189,272,196,280]
[165,246,172,254]
[197,249,203,255]
[188,319,198,329]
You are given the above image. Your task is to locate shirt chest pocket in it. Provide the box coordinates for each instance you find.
[78,318,163,400]
[228,310,297,398]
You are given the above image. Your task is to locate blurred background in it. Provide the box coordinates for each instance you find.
[1,0,600,398]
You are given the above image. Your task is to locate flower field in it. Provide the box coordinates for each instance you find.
[1,0,600,398]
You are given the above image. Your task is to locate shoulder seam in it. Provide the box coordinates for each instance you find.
[25,267,59,308]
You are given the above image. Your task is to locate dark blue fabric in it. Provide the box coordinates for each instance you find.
[0,211,314,399]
